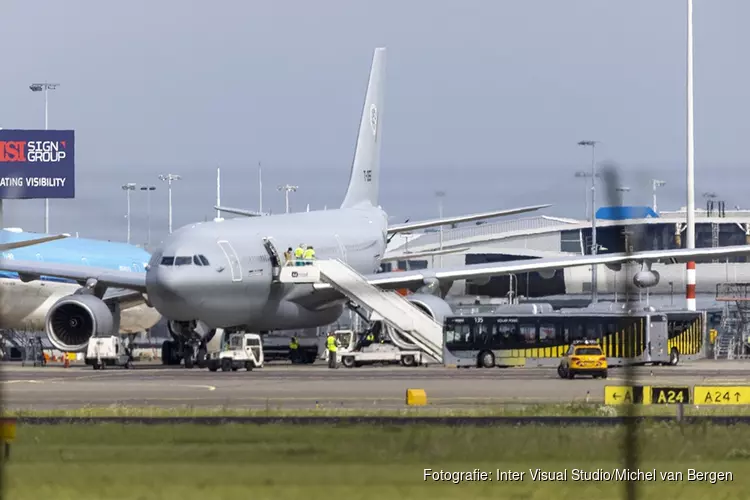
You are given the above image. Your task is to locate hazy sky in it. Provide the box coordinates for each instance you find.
[1,0,749,246]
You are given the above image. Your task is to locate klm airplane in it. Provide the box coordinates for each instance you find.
[0,228,160,341]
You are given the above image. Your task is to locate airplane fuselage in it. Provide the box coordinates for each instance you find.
[146,205,389,330]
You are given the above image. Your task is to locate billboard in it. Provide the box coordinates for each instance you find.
[0,129,75,199]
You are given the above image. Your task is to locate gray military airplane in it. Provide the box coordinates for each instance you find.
[3,47,750,367]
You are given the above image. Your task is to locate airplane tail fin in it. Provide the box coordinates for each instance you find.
[340,47,386,209]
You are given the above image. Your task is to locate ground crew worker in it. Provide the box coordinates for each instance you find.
[326,332,338,369]
[303,245,315,265]
[294,244,305,266]
[284,247,293,266]
[289,336,299,363]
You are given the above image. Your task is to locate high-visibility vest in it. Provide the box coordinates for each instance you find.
[303,248,315,260]
[366,333,374,342]
[294,247,304,258]
[289,340,299,350]
[326,336,337,352]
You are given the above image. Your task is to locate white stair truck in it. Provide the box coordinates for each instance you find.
[85,336,133,370]
[206,332,264,372]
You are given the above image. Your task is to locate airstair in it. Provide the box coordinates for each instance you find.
[314,259,444,363]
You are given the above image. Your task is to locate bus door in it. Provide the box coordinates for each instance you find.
[648,314,669,363]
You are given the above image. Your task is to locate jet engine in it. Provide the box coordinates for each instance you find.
[406,293,454,324]
[633,270,660,289]
[45,294,115,352]
[378,293,455,349]
[538,269,556,280]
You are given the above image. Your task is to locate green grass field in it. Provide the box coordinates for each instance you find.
[4,422,750,499]
[7,401,750,418]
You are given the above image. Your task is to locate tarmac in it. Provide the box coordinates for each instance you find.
[1,359,749,411]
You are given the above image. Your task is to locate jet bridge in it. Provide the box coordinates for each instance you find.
[313,259,444,363]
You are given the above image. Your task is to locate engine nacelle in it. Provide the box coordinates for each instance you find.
[633,270,660,289]
[538,269,556,280]
[468,277,491,287]
[407,293,454,324]
[45,294,115,352]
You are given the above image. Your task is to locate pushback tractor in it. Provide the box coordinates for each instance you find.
[205,332,264,372]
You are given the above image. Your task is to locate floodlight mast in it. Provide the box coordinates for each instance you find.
[577,140,599,303]
[158,174,182,234]
[29,82,60,234]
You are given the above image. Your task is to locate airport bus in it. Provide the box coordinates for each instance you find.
[442,306,706,368]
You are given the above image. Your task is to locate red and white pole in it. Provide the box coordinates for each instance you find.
[686,261,696,310]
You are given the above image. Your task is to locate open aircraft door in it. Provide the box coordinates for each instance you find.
[217,240,243,282]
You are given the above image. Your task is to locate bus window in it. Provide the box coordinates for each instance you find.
[585,321,599,340]
[539,323,557,345]
[564,320,586,342]
[473,323,491,346]
[445,323,471,349]
[492,322,516,348]
[519,322,536,344]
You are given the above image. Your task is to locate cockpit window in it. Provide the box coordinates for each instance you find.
[174,256,192,266]
[199,255,210,266]
[160,256,174,266]
[193,255,203,266]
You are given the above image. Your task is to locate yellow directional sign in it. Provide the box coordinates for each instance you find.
[604,385,644,405]
[0,420,16,442]
[650,386,691,405]
[605,386,632,405]
[694,386,750,405]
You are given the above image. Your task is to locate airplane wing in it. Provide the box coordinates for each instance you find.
[214,206,267,217]
[0,234,69,251]
[0,260,147,293]
[386,204,551,234]
[314,245,750,293]
[380,247,471,262]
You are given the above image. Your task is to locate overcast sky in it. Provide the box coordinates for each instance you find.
[1,0,748,246]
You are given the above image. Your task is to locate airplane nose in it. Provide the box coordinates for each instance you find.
[146,263,192,319]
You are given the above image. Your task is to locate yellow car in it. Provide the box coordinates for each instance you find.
[557,340,608,379]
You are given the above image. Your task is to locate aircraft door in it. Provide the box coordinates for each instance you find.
[217,240,243,282]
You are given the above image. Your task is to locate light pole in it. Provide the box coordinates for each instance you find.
[140,185,156,248]
[652,179,666,213]
[436,190,446,267]
[574,171,600,219]
[577,140,599,303]
[158,174,181,234]
[121,183,136,244]
[29,82,59,234]
[277,184,298,214]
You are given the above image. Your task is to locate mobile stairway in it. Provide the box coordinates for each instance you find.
[275,257,444,363]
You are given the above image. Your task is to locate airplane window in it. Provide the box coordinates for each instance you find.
[193,255,203,266]
[160,256,174,266]
[174,256,192,266]
[199,255,210,266]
